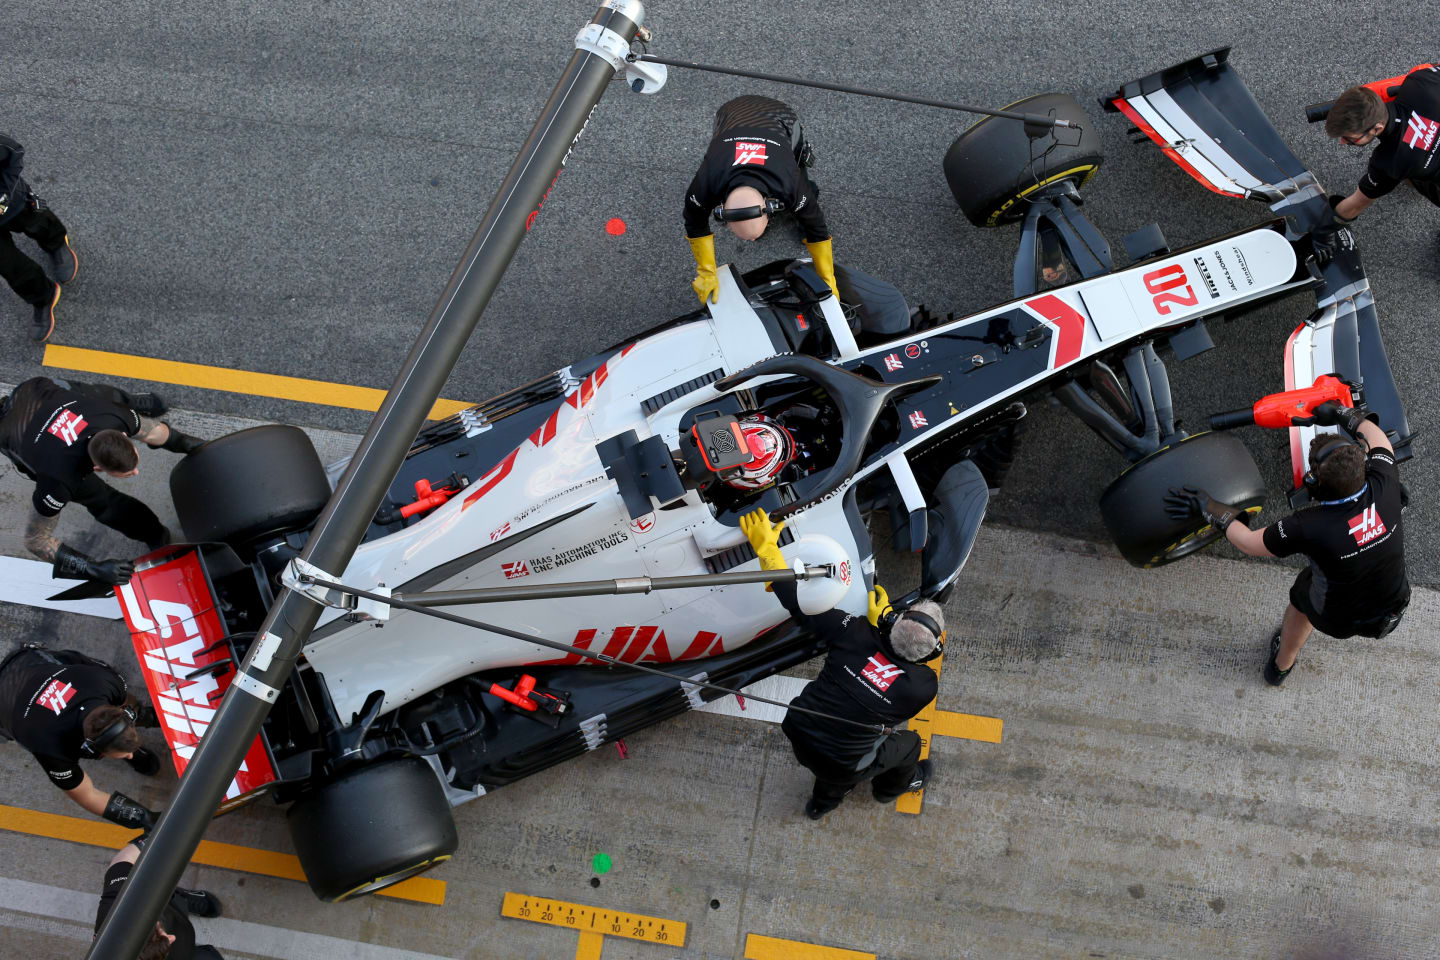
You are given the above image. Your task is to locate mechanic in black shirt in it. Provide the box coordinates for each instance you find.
[0,377,205,585]
[0,645,163,826]
[95,837,224,960]
[741,509,940,819]
[1,133,77,341]
[684,96,839,305]
[1316,67,1440,258]
[1165,407,1407,686]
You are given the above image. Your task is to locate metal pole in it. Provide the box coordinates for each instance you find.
[87,4,647,957]
[390,564,833,606]
[629,52,1081,130]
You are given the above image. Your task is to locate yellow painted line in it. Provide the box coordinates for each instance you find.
[933,709,1003,743]
[502,891,685,946]
[575,930,604,960]
[42,344,473,421]
[0,803,444,905]
[744,933,876,960]
[896,651,943,815]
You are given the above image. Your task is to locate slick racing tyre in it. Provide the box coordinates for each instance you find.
[1100,431,1266,568]
[943,92,1103,228]
[287,757,459,902]
[170,425,330,547]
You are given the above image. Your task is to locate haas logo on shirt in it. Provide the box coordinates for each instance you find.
[1402,112,1438,151]
[732,141,768,166]
[861,652,903,692]
[1348,505,1387,546]
[38,679,77,715]
[47,410,88,446]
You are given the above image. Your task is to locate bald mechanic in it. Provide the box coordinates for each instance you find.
[0,645,161,827]
[1314,66,1440,262]
[0,377,204,585]
[684,95,840,305]
[740,509,941,820]
[1165,404,1407,686]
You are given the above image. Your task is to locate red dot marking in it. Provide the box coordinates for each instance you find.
[605,218,627,236]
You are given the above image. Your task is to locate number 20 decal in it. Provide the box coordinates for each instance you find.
[1142,264,1198,315]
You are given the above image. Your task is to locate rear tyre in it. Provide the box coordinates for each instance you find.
[287,757,459,902]
[943,92,1104,228]
[169,425,330,547]
[1100,431,1266,568]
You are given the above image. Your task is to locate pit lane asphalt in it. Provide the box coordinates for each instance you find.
[3,0,1436,583]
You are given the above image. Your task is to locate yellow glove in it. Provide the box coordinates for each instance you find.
[866,584,891,627]
[739,508,787,571]
[688,234,719,304]
[803,237,841,302]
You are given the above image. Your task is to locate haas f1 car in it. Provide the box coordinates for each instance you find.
[112,48,1413,901]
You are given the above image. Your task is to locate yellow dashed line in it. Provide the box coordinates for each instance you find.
[897,652,1004,814]
[42,344,472,421]
[0,803,445,905]
[744,933,876,960]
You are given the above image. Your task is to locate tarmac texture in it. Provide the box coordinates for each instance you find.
[0,0,1437,958]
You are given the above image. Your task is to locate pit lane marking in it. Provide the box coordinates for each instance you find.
[0,877,457,960]
[896,653,1003,816]
[501,892,685,953]
[42,344,472,421]
[0,803,445,905]
[745,932,876,960]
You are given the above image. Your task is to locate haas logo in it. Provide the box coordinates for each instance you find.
[1348,505,1387,546]
[1402,112,1438,151]
[48,410,88,446]
[861,652,902,691]
[38,679,76,715]
[732,141,768,166]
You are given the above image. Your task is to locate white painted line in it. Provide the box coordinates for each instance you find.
[0,556,121,619]
[0,877,457,960]
[697,674,806,725]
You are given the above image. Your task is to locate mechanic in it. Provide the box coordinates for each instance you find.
[95,836,224,959]
[1165,404,1408,686]
[1316,67,1440,261]
[0,645,163,827]
[684,95,840,305]
[1,134,78,342]
[740,508,940,819]
[0,376,205,585]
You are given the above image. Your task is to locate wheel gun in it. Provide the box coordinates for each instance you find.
[1207,375,1357,431]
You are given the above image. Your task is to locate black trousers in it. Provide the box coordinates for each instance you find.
[69,471,167,548]
[785,728,922,806]
[0,204,67,306]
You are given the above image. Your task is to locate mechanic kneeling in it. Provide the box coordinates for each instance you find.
[0,376,205,586]
[1165,405,1408,686]
[740,509,940,820]
[684,95,840,304]
[0,645,163,827]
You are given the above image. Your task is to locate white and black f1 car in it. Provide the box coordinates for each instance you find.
[109,47,1412,902]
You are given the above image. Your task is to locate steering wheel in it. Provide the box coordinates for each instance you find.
[714,355,940,521]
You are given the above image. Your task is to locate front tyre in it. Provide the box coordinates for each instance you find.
[286,757,459,902]
[1100,431,1266,568]
[943,92,1103,228]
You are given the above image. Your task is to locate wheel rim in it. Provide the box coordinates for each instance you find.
[1145,506,1263,567]
[330,855,452,902]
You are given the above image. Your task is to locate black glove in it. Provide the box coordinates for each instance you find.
[1311,201,1355,268]
[103,791,159,831]
[52,544,135,585]
[1163,486,1245,532]
[146,423,205,455]
[1294,401,1376,438]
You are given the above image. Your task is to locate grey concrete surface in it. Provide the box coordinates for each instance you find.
[0,1,1437,957]
[0,405,1436,959]
[0,0,1435,583]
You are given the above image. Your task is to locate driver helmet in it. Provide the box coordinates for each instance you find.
[722,415,797,490]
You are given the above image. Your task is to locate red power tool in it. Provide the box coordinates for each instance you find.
[1305,64,1436,123]
[1208,375,1356,431]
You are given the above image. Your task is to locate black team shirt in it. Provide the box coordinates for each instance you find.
[1262,449,1408,622]
[0,653,127,789]
[772,581,936,761]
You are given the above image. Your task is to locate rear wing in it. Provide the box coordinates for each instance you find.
[115,546,278,813]
[1105,48,1416,475]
